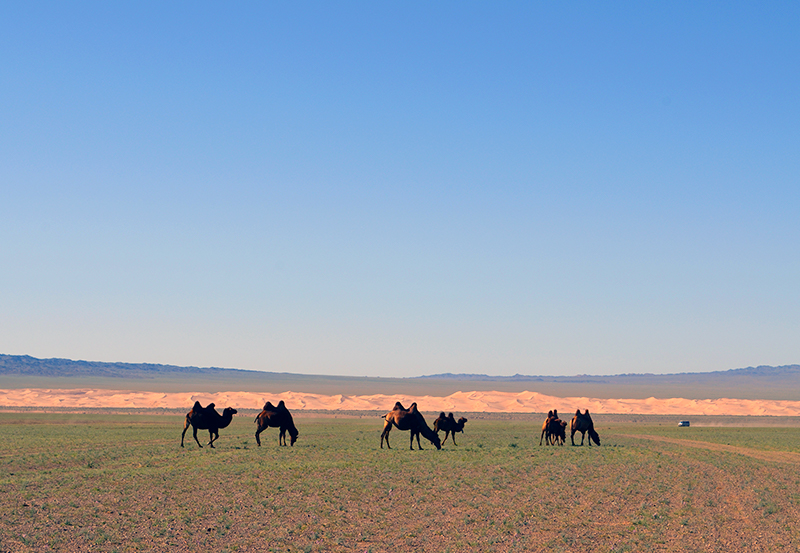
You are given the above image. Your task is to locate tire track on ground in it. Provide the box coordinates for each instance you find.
[618,434,800,463]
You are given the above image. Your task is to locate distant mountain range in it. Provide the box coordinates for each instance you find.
[2,354,799,400]
[0,354,250,378]
[422,365,800,385]
[3,353,797,382]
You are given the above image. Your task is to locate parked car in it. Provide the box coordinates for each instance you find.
[678,420,690,427]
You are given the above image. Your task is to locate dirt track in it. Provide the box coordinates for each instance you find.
[619,433,800,464]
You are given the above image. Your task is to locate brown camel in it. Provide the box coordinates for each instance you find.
[570,409,601,446]
[539,410,555,446]
[181,401,238,448]
[539,411,567,446]
[432,412,468,445]
[254,400,299,446]
[539,410,567,445]
[380,402,441,450]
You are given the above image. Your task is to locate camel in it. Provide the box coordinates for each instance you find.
[539,410,555,446]
[181,401,238,448]
[570,409,601,446]
[551,418,567,445]
[254,400,299,446]
[539,411,567,446]
[380,402,441,450]
[432,412,468,445]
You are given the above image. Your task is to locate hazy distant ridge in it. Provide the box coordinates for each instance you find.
[420,365,800,383]
[2,354,798,383]
[0,354,255,379]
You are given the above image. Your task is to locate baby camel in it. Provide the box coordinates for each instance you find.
[432,412,468,445]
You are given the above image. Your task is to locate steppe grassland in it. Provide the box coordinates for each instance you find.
[2,413,800,552]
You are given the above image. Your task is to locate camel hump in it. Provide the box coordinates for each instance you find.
[277,400,286,409]
[193,401,203,411]
[575,409,581,416]
[409,402,418,413]
[438,412,446,418]
[448,412,455,418]
[548,410,553,418]
[553,409,558,418]
[264,401,275,410]
[584,409,590,415]
[393,401,405,411]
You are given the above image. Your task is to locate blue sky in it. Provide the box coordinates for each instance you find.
[2,2,798,377]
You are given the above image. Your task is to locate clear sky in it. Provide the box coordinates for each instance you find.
[2,2,798,377]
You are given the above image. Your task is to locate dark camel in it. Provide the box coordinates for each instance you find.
[380,402,441,450]
[570,409,601,446]
[254,400,299,446]
[539,410,567,446]
[181,401,238,448]
[432,412,468,445]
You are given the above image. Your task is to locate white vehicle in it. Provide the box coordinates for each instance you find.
[678,420,690,427]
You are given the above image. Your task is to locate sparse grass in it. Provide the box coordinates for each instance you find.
[1,413,800,551]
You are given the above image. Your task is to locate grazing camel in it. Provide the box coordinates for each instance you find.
[380,402,441,450]
[181,401,238,448]
[539,411,567,446]
[254,400,299,446]
[570,409,601,446]
[433,412,468,445]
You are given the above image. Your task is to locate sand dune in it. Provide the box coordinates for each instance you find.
[2,388,800,416]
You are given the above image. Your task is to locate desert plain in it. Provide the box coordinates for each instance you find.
[3,370,800,552]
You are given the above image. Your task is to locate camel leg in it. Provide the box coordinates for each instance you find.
[193,426,203,448]
[380,421,392,449]
[255,426,262,447]
[570,429,576,446]
[414,431,424,450]
[181,420,190,447]
[279,428,286,446]
[452,432,458,446]
[208,430,218,448]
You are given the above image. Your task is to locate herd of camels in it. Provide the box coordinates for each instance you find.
[181,400,600,449]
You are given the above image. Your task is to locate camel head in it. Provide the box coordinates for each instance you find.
[289,427,299,446]
[223,407,238,417]
[457,417,468,431]
[431,433,442,450]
